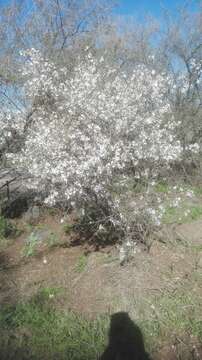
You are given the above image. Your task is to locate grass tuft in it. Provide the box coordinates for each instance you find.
[154,181,169,193]
[22,233,39,257]
[63,223,74,234]
[75,255,88,273]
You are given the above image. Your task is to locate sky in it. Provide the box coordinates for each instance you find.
[116,0,200,18]
[0,0,200,14]
[0,0,200,32]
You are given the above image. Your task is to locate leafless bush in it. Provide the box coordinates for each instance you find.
[72,193,124,249]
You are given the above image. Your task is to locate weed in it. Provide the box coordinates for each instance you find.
[46,207,59,216]
[189,206,202,220]
[23,222,34,233]
[0,216,18,250]
[63,223,73,234]
[133,182,147,194]
[33,286,64,306]
[22,233,39,257]
[46,232,59,247]
[190,244,202,253]
[154,181,169,193]
[103,254,119,264]
[193,186,202,196]
[75,254,88,273]
[162,206,177,224]
[0,215,16,238]
[35,223,46,230]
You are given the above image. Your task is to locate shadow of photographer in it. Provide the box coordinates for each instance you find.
[100,312,151,360]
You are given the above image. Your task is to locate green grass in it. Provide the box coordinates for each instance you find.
[33,286,65,303]
[0,291,108,360]
[192,186,202,196]
[0,288,201,360]
[189,206,202,220]
[22,230,61,256]
[154,181,169,193]
[75,255,88,273]
[63,223,74,234]
[157,292,202,338]
[139,291,202,351]
[190,244,202,253]
[162,204,202,224]
[0,286,201,360]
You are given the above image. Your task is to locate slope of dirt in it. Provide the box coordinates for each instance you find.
[0,215,202,359]
[0,217,201,313]
[176,219,202,245]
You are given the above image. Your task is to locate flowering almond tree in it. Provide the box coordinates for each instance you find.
[0,111,25,160]
[8,48,183,236]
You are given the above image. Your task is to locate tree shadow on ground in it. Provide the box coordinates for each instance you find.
[100,311,151,360]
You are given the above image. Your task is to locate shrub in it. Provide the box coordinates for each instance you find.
[7,49,200,244]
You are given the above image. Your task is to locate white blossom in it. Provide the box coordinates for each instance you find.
[4,49,198,233]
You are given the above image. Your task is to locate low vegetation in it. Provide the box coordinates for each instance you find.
[75,255,88,273]
[0,287,201,360]
[163,204,202,224]
[0,215,18,251]
[0,290,108,360]
[0,215,15,239]
[22,233,39,257]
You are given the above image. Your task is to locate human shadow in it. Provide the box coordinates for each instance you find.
[100,312,152,360]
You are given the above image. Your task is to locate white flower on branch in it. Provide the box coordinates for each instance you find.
[5,48,199,237]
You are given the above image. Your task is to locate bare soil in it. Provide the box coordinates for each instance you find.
[0,214,202,359]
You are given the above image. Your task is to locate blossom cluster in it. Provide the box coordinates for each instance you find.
[0,111,25,152]
[9,49,184,208]
[0,109,25,158]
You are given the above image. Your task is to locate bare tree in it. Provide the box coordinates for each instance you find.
[160,2,202,160]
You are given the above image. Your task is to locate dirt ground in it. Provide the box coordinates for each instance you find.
[0,214,202,359]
